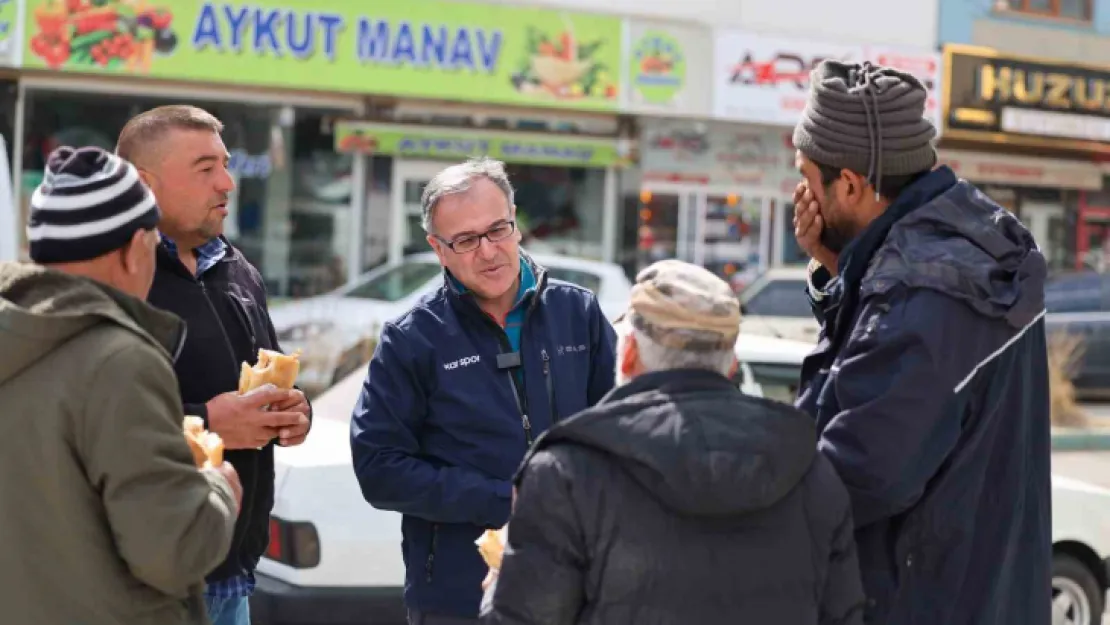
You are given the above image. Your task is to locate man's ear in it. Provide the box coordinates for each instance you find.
[120,228,149,275]
[620,331,639,377]
[837,169,867,207]
[426,235,447,265]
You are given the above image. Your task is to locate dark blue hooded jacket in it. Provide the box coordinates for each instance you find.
[796,166,1051,625]
[350,253,617,618]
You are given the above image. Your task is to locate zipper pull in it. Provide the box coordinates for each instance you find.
[522,413,533,445]
[541,349,550,375]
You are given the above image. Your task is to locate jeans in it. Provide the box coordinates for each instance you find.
[206,595,251,625]
[407,610,479,625]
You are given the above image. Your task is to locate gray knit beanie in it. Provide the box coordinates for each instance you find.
[793,60,937,195]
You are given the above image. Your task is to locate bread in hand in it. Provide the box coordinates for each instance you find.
[476,526,508,570]
[183,416,225,468]
[238,349,301,394]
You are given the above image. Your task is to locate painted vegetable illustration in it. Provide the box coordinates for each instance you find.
[511,17,617,101]
[637,38,676,74]
[30,0,179,71]
[337,131,379,154]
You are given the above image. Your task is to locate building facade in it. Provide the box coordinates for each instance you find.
[937,0,1108,272]
[0,0,952,298]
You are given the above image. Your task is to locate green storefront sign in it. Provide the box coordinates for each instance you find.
[335,121,628,168]
[24,0,623,111]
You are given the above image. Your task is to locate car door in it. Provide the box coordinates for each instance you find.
[741,279,819,343]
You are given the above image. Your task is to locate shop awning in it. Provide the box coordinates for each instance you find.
[939,150,1103,191]
[334,121,630,169]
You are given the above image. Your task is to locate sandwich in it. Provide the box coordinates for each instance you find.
[238,349,301,395]
[476,526,508,570]
[183,416,225,468]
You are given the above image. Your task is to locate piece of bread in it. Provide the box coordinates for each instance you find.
[476,526,508,570]
[238,349,301,395]
[183,416,225,468]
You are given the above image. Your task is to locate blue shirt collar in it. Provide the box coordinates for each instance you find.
[448,253,537,309]
[160,234,228,277]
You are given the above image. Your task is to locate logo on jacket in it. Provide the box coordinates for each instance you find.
[443,355,481,370]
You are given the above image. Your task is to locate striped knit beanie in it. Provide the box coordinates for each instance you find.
[28,146,159,264]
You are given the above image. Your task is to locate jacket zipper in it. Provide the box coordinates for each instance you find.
[541,349,559,422]
[425,523,439,582]
[198,279,242,381]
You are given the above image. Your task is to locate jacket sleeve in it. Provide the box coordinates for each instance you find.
[807,457,866,625]
[350,322,512,527]
[587,297,617,405]
[818,289,972,529]
[481,450,586,625]
[81,346,238,598]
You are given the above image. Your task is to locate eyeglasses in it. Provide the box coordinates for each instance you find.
[437,220,517,254]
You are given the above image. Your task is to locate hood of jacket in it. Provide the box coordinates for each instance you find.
[0,262,185,385]
[529,369,817,517]
[864,167,1047,330]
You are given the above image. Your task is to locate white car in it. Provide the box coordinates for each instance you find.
[250,335,1110,625]
[739,266,821,344]
[268,252,633,395]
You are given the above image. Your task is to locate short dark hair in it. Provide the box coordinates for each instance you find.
[814,161,924,202]
[116,105,223,167]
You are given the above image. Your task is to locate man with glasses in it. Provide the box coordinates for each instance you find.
[350,157,617,625]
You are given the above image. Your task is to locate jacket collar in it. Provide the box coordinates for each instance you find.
[837,166,958,289]
[443,249,548,318]
[600,369,735,405]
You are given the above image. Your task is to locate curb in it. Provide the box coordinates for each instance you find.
[1052,427,1110,451]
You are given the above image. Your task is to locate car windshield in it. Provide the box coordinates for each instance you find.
[745,362,802,404]
[744,279,810,318]
[343,261,442,302]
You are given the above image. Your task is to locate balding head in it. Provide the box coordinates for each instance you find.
[116,105,223,169]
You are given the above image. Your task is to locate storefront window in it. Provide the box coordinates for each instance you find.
[510,164,605,260]
[20,90,353,299]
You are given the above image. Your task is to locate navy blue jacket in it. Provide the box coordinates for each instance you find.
[796,167,1051,625]
[350,254,617,618]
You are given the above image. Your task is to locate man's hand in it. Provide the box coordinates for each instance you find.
[793,181,839,276]
[206,461,243,515]
[272,389,311,447]
[206,385,305,450]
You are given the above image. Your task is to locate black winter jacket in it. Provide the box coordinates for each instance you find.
[481,369,866,625]
[149,239,307,584]
[796,167,1050,625]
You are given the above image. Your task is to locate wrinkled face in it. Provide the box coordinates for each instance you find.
[111,228,160,300]
[139,129,235,249]
[795,150,867,254]
[427,177,521,301]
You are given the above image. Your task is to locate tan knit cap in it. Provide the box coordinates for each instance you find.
[619,260,741,352]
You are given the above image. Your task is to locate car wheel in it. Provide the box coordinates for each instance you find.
[1053,553,1103,625]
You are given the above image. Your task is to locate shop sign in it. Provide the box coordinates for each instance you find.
[23,0,623,112]
[334,121,629,169]
[639,118,797,193]
[625,19,711,117]
[940,149,1102,191]
[943,44,1110,153]
[0,0,19,66]
[713,30,941,130]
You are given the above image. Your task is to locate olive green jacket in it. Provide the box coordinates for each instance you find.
[0,262,237,625]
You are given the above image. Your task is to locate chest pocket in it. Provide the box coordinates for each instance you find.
[223,284,270,355]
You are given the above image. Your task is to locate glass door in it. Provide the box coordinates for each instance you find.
[635,189,699,274]
[697,194,768,293]
[389,159,449,263]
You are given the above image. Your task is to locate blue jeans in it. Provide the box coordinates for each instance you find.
[205,595,250,625]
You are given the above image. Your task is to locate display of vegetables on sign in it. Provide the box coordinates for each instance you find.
[30,0,178,70]
[511,19,617,101]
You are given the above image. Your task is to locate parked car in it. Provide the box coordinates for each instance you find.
[251,328,1110,625]
[268,252,633,396]
[738,266,820,344]
[1044,271,1110,397]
